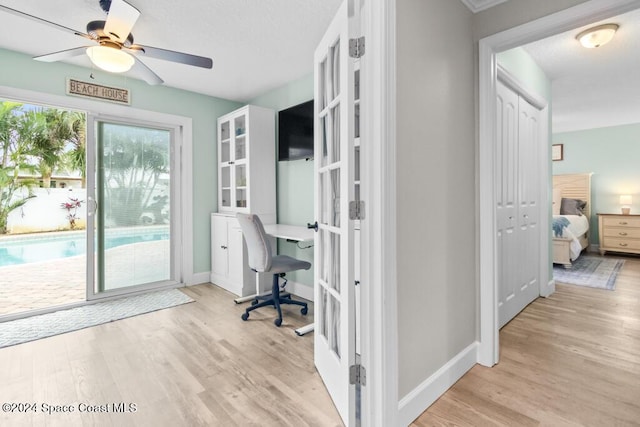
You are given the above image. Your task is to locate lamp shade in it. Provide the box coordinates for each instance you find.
[576,24,619,48]
[620,195,632,205]
[86,45,135,73]
[620,194,632,215]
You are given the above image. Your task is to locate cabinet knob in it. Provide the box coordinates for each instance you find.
[619,221,628,225]
[619,243,628,247]
[619,232,628,236]
[221,245,227,249]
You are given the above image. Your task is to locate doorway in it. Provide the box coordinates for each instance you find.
[0,89,190,321]
[87,117,180,300]
[478,0,640,367]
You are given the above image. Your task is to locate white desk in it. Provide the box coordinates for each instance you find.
[234,223,315,336]
[263,224,314,243]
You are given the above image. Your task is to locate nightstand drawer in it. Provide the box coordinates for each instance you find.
[602,216,640,228]
[601,237,640,251]
[603,228,640,239]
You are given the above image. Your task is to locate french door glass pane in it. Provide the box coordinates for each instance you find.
[96,122,171,292]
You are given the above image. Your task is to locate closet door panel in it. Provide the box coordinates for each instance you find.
[517,97,541,306]
[496,80,520,327]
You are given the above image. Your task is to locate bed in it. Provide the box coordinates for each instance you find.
[552,173,593,268]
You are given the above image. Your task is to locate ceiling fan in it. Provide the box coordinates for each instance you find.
[0,0,213,85]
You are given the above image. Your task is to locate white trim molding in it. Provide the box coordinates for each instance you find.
[361,0,399,425]
[542,279,556,298]
[477,0,640,368]
[398,343,478,426]
[284,281,314,302]
[459,0,510,14]
[190,272,211,286]
[497,64,547,110]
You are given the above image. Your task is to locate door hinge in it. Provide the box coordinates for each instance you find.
[349,200,365,220]
[349,37,365,58]
[350,364,366,385]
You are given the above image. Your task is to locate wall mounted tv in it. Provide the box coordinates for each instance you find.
[278,100,314,161]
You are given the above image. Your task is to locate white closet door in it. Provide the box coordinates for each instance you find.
[516,96,541,314]
[496,80,541,328]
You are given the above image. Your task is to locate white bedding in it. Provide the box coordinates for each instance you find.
[553,214,589,260]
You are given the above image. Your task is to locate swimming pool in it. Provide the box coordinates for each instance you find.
[0,227,169,267]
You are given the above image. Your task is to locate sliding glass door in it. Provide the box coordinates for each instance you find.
[87,117,180,298]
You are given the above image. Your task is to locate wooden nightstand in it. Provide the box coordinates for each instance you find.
[597,213,640,256]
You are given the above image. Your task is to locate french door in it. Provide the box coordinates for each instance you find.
[314,0,357,425]
[86,115,181,299]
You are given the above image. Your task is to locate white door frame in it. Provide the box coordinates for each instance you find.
[360,0,399,425]
[477,0,640,367]
[85,113,184,300]
[0,85,194,319]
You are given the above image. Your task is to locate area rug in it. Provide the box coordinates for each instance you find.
[553,255,624,290]
[0,288,193,348]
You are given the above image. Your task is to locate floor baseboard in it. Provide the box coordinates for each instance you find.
[398,342,478,426]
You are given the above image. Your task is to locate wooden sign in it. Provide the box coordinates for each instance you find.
[66,78,130,105]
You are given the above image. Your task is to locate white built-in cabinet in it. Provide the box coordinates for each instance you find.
[210,214,254,296]
[496,79,541,328]
[217,105,276,216]
[211,105,276,297]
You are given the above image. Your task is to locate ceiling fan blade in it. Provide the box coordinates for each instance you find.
[104,0,140,44]
[129,44,213,69]
[34,47,89,62]
[0,4,90,40]
[130,57,164,86]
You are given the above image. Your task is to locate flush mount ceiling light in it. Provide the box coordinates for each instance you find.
[86,44,135,73]
[576,23,619,48]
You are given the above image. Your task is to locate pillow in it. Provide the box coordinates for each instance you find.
[560,198,587,216]
[552,188,562,215]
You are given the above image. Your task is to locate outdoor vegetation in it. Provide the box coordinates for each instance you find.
[0,101,85,234]
[0,100,170,235]
[100,123,170,227]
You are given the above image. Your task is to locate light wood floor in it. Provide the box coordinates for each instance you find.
[413,255,640,426]
[0,284,343,427]
[3,257,639,427]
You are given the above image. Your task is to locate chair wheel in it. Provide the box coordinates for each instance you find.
[251,299,259,306]
[274,318,282,327]
[241,312,249,321]
[301,307,308,315]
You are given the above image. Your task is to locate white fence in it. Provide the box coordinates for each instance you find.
[7,188,87,234]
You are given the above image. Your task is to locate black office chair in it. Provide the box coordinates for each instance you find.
[236,213,310,326]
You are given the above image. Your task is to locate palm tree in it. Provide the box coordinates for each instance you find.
[102,125,170,226]
[63,111,87,188]
[33,109,81,188]
[0,102,38,233]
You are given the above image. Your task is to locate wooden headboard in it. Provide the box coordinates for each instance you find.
[553,173,593,219]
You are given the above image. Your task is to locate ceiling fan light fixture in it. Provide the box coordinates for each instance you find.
[86,45,134,73]
[576,23,619,48]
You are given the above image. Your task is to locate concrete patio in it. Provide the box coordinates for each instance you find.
[0,240,170,316]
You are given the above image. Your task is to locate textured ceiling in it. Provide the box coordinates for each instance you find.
[0,0,342,102]
[523,7,640,133]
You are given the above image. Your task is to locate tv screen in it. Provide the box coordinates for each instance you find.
[278,100,314,161]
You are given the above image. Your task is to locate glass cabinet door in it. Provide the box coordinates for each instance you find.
[218,109,252,212]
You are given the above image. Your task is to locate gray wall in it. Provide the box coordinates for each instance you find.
[473,0,591,41]
[395,0,593,409]
[396,0,475,398]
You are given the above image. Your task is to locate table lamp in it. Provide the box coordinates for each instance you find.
[620,194,632,215]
